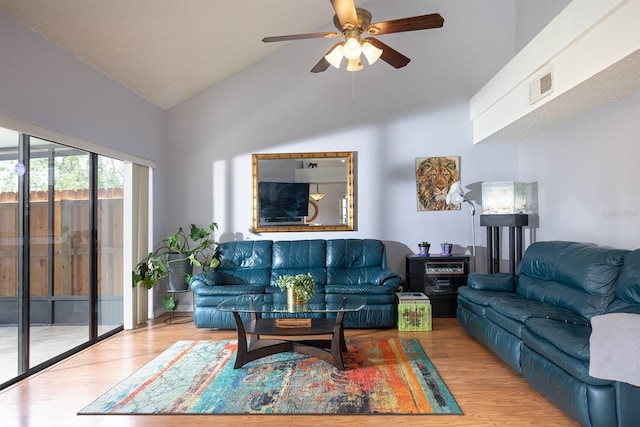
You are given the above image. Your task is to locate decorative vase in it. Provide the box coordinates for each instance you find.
[287,287,307,312]
[440,243,453,256]
[166,254,193,291]
[419,245,430,256]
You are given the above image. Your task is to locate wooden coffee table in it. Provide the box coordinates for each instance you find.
[217,294,366,370]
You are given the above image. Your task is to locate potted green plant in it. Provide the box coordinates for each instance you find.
[132,222,220,311]
[418,241,430,256]
[275,273,316,310]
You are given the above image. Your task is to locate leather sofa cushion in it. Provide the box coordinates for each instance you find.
[555,244,627,296]
[516,243,627,318]
[490,295,589,325]
[523,323,610,386]
[458,286,517,307]
[270,240,327,292]
[457,293,488,317]
[326,239,387,268]
[517,240,574,280]
[325,284,395,302]
[486,308,527,338]
[215,240,273,286]
[525,317,591,361]
[517,275,612,319]
[218,240,273,270]
[615,249,640,304]
[605,298,640,314]
[191,284,266,297]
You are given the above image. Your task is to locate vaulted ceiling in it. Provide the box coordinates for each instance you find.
[0,0,370,110]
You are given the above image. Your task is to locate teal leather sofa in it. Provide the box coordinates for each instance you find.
[190,239,402,329]
[457,241,640,427]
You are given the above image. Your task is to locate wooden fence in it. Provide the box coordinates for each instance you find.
[0,189,123,298]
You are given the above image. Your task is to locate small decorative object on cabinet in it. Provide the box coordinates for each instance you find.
[405,254,470,317]
[418,241,430,256]
[440,243,453,256]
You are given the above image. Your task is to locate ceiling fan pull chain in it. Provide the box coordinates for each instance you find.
[352,72,356,98]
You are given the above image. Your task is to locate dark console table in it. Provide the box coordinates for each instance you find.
[405,254,470,317]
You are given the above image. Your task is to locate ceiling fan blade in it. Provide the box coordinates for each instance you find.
[262,31,340,43]
[365,37,410,69]
[311,42,343,73]
[330,0,358,30]
[365,13,444,35]
[311,57,331,73]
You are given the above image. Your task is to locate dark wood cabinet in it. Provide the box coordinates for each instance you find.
[405,254,470,317]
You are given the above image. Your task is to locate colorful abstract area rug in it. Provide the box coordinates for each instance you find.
[79,338,462,415]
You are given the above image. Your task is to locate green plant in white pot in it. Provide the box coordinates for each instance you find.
[132,222,220,311]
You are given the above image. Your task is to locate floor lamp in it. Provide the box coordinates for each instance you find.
[446,181,477,272]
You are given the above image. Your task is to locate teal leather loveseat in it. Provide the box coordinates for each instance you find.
[457,241,640,427]
[190,239,402,329]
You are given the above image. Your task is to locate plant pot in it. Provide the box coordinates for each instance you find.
[166,253,193,291]
[287,287,308,312]
[418,245,430,256]
[440,243,453,256]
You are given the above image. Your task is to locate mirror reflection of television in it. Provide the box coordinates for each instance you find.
[258,182,310,224]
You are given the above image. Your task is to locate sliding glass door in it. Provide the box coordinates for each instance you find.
[0,128,124,388]
[0,127,20,385]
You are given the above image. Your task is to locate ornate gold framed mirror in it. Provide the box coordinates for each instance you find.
[252,152,355,232]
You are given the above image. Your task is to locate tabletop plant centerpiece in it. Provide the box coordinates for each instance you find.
[132,222,220,312]
[275,273,316,310]
[418,241,430,256]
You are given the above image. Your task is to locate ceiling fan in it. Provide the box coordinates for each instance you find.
[262,0,444,73]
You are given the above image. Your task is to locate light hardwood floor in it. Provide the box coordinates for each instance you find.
[0,316,578,427]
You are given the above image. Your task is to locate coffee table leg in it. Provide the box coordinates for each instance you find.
[232,311,249,369]
[330,311,347,370]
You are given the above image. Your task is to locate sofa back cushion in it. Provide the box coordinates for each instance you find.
[326,239,387,285]
[216,240,272,286]
[615,249,640,304]
[270,240,327,292]
[517,241,574,280]
[517,241,627,318]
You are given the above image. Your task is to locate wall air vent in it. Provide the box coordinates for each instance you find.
[530,68,554,104]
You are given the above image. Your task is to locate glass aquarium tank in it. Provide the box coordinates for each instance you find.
[482,181,529,214]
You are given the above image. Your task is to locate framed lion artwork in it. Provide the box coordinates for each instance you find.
[415,156,461,211]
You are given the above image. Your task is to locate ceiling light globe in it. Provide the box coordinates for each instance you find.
[361,41,383,65]
[325,44,344,68]
[343,38,362,60]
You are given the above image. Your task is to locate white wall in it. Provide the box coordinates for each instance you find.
[515,0,572,52]
[0,13,165,162]
[518,91,640,250]
[0,12,168,310]
[166,0,522,274]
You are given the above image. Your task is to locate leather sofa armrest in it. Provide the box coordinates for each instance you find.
[376,271,403,289]
[467,272,515,292]
[189,270,222,292]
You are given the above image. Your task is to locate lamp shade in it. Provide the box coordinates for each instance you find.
[325,44,345,69]
[361,41,383,65]
[343,37,362,60]
[446,181,465,204]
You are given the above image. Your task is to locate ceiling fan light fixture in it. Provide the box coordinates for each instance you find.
[325,44,345,68]
[361,41,383,65]
[343,37,362,60]
[346,58,363,72]
[310,183,326,201]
